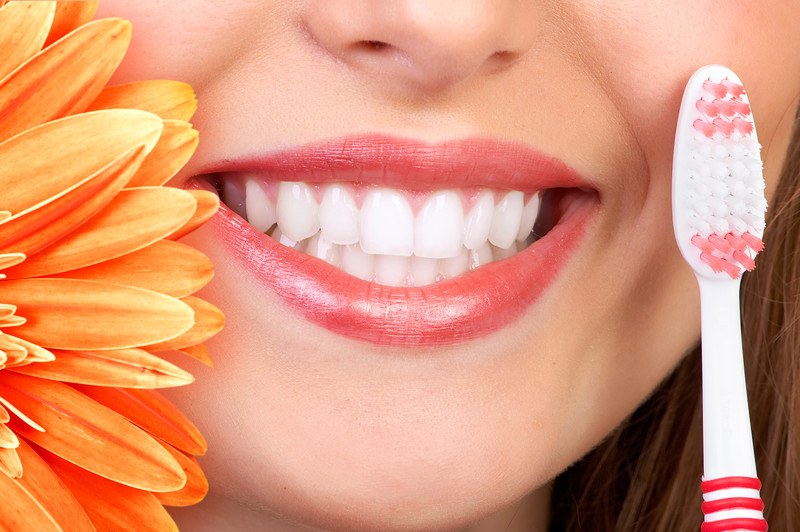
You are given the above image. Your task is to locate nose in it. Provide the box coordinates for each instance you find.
[302,0,538,91]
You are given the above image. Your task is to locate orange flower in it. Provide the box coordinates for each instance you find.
[0,2,222,528]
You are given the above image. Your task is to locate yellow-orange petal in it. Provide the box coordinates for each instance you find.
[127,120,199,187]
[0,373,186,491]
[43,0,98,47]
[0,445,22,477]
[52,240,214,299]
[153,443,208,507]
[177,343,214,367]
[13,347,194,389]
[169,190,220,240]
[0,253,24,271]
[0,1,55,80]
[42,449,178,532]
[14,439,96,532]
[0,18,131,142]
[144,296,224,352]
[88,80,197,121]
[0,278,195,350]
[0,146,146,257]
[0,109,161,215]
[0,423,18,449]
[74,386,206,456]
[1,334,55,364]
[6,187,198,278]
[0,462,61,531]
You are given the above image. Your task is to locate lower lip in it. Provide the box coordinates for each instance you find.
[213,198,593,347]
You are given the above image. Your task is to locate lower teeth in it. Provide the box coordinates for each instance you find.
[267,226,535,287]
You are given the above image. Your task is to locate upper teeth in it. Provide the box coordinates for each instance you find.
[223,176,542,286]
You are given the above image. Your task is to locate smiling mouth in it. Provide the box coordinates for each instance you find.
[198,135,597,346]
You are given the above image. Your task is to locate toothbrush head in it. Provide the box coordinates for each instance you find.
[672,65,766,280]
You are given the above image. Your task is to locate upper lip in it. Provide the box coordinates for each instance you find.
[198,134,591,191]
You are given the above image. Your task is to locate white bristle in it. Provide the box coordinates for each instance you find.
[673,65,767,279]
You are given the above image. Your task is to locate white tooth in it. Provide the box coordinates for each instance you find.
[414,190,464,258]
[440,247,469,279]
[468,243,493,270]
[277,182,320,241]
[493,241,518,261]
[488,190,524,249]
[359,188,414,256]
[320,184,360,245]
[223,178,247,219]
[516,193,541,241]
[245,179,276,232]
[305,232,341,267]
[374,255,410,286]
[341,244,374,281]
[463,190,495,250]
[410,256,439,286]
[271,227,304,251]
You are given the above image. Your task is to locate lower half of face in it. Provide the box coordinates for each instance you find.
[98,0,800,529]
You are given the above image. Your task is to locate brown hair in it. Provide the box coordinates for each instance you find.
[549,113,800,530]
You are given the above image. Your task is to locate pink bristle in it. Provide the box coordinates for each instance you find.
[712,118,735,137]
[715,99,739,118]
[692,234,716,253]
[724,233,747,251]
[697,99,721,118]
[733,250,756,271]
[741,232,765,252]
[721,78,745,97]
[703,79,728,98]
[731,98,751,116]
[700,253,742,279]
[707,234,733,253]
[732,117,754,136]
[693,119,716,138]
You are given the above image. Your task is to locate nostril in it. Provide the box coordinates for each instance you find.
[356,40,391,52]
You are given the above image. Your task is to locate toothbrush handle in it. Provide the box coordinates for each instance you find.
[697,278,766,530]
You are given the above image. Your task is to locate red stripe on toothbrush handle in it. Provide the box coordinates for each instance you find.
[702,497,765,514]
[701,477,762,492]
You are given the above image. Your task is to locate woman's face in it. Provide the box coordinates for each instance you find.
[97,1,800,529]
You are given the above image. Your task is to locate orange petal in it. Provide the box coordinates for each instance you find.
[43,0,98,47]
[0,373,186,491]
[13,348,194,389]
[177,343,214,367]
[0,18,131,142]
[144,296,225,352]
[52,240,214,299]
[88,80,197,121]
[127,120,199,187]
[42,449,178,532]
[0,109,161,215]
[0,461,61,530]
[169,190,220,240]
[0,1,55,80]
[0,146,146,257]
[14,439,96,532]
[6,187,198,278]
[74,386,206,456]
[153,443,208,507]
[0,278,195,350]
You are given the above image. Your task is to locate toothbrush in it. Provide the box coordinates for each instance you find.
[672,65,768,531]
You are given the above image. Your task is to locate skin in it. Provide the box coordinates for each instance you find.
[96,1,800,530]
